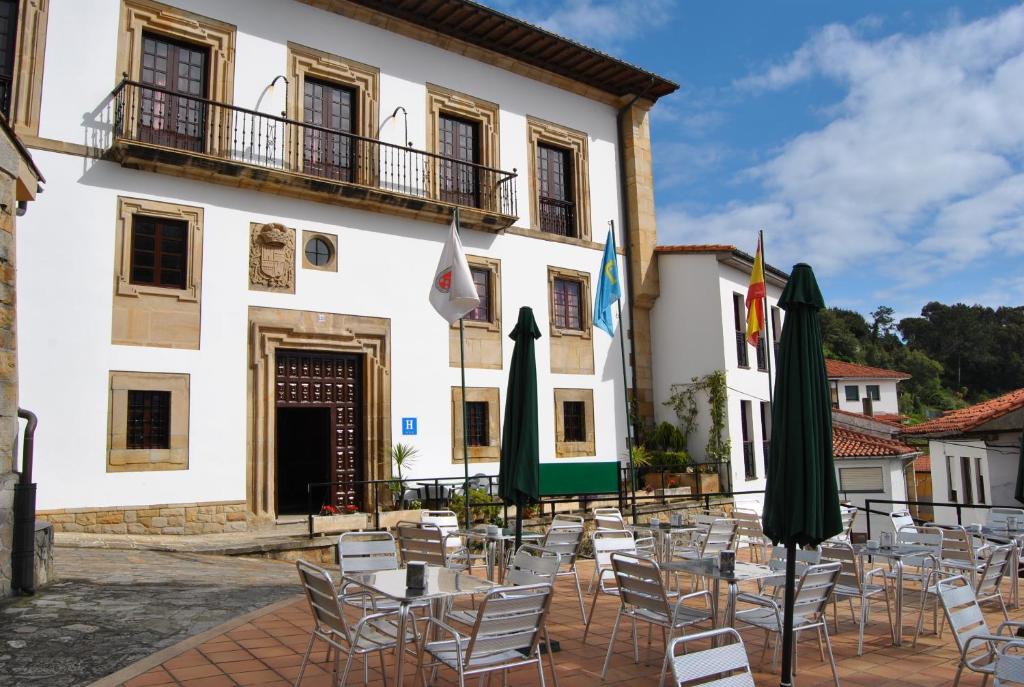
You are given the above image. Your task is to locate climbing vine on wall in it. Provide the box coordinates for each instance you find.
[664,370,731,464]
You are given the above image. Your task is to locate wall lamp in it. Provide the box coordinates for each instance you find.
[378,106,412,147]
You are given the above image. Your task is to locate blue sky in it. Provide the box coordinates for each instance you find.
[485,1,1024,322]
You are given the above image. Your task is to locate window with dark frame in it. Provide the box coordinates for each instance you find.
[732,293,748,367]
[946,455,957,501]
[138,32,208,152]
[760,401,771,467]
[975,456,986,505]
[756,337,768,371]
[0,0,17,118]
[553,278,583,331]
[304,236,332,266]
[562,401,586,442]
[126,390,171,449]
[960,456,974,505]
[741,400,755,479]
[844,385,859,402]
[771,306,782,361]
[866,385,881,401]
[537,143,576,237]
[303,77,357,182]
[130,215,188,289]
[465,401,488,447]
[438,113,480,207]
[465,267,491,323]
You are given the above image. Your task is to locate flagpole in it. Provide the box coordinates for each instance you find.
[455,207,471,528]
[609,221,639,524]
[760,229,776,413]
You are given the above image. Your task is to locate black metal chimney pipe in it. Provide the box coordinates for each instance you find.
[12,408,37,594]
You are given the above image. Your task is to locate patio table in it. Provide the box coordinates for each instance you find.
[629,522,701,562]
[980,526,1024,608]
[852,543,932,647]
[456,528,544,582]
[341,564,494,687]
[662,558,775,628]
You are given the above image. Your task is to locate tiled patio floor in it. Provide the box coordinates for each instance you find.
[117,557,1014,687]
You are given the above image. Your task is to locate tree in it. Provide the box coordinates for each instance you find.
[871,305,896,339]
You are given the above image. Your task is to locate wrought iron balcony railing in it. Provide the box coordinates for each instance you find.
[735,330,749,368]
[742,440,756,479]
[109,79,518,219]
[0,74,11,119]
[538,196,576,237]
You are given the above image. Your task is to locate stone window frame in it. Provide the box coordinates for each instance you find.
[301,230,338,272]
[546,266,592,341]
[286,41,380,175]
[115,196,203,303]
[455,255,501,334]
[116,0,236,153]
[527,116,591,241]
[425,83,501,208]
[108,371,189,472]
[9,0,49,137]
[553,388,595,458]
[451,387,501,463]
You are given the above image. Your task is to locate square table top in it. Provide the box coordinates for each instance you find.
[852,543,933,559]
[458,528,545,541]
[663,558,775,584]
[630,522,702,532]
[342,565,495,602]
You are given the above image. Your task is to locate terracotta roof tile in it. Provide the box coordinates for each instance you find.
[833,426,917,458]
[914,453,931,471]
[826,359,911,380]
[902,388,1024,436]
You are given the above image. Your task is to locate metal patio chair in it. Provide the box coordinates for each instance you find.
[595,507,626,531]
[295,559,418,687]
[396,521,465,569]
[541,522,588,622]
[820,541,894,655]
[733,509,769,563]
[995,641,1024,687]
[583,529,637,643]
[600,552,715,687]
[937,575,1024,687]
[734,561,842,687]
[415,583,555,687]
[827,504,857,543]
[666,627,755,687]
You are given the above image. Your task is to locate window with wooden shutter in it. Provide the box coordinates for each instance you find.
[466,267,491,323]
[562,401,586,442]
[465,401,489,447]
[553,278,583,331]
[303,77,357,181]
[838,466,884,492]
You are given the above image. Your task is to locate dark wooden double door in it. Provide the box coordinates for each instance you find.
[275,350,363,514]
[137,32,208,152]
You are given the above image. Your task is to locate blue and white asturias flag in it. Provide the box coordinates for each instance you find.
[593,228,622,336]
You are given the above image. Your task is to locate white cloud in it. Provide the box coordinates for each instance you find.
[659,6,1024,296]
[484,0,674,51]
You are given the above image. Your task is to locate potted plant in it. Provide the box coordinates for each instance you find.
[311,502,368,534]
[376,442,425,527]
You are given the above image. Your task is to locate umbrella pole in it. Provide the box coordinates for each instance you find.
[780,540,797,687]
[459,317,471,528]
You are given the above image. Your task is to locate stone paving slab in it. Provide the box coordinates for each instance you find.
[0,548,302,687]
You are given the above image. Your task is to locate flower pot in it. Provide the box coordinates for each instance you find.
[377,508,424,529]
[697,473,721,495]
[311,512,368,535]
[643,472,688,491]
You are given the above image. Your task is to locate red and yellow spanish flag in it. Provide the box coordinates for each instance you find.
[745,237,766,346]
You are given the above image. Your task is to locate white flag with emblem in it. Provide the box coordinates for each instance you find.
[429,215,480,324]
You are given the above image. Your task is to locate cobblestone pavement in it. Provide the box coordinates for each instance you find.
[0,548,301,687]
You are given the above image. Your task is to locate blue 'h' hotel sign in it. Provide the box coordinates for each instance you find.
[401,418,417,435]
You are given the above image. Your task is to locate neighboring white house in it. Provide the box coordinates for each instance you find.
[826,359,909,416]
[650,244,786,512]
[903,389,1024,526]
[11,0,678,533]
[832,410,918,538]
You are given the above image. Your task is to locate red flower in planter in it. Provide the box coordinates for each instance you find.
[344,504,359,514]
[319,504,338,516]
[667,478,679,488]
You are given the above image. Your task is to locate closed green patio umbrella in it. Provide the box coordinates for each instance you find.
[762,263,842,687]
[499,306,542,550]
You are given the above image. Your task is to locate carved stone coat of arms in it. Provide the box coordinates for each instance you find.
[249,223,295,292]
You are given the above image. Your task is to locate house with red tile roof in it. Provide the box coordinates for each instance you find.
[832,411,919,536]
[902,388,1024,524]
[650,244,788,512]
[826,359,910,416]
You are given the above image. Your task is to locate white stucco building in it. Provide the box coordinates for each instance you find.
[826,359,909,417]
[831,410,918,537]
[649,245,786,511]
[7,0,678,532]
[904,388,1024,526]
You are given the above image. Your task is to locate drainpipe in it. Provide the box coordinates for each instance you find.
[12,408,37,594]
[616,77,656,432]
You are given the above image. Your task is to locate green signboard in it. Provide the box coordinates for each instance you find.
[539,461,620,496]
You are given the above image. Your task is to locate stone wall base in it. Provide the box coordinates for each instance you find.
[38,500,256,535]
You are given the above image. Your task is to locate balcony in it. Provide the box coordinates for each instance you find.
[104,80,518,232]
[742,440,756,479]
